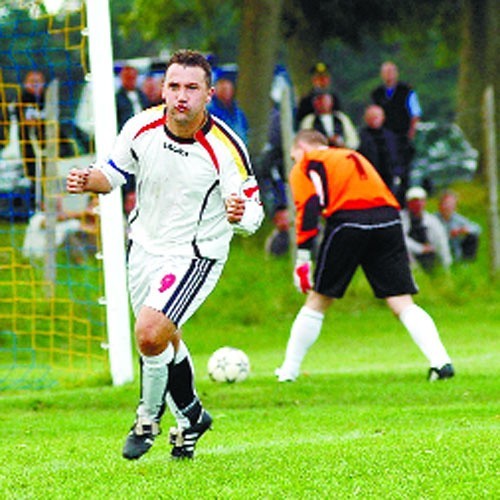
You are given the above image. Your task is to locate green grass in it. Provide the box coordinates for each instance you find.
[0,180,499,498]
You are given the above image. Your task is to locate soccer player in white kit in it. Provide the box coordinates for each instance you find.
[67,50,264,460]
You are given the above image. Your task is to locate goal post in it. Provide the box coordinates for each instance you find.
[86,0,133,385]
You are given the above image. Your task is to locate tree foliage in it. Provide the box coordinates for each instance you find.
[119,0,240,58]
[119,0,497,162]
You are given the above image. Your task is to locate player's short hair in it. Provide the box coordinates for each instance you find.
[293,129,328,147]
[165,49,212,88]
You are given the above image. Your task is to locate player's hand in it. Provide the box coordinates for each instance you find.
[294,249,313,293]
[66,168,89,194]
[225,193,245,223]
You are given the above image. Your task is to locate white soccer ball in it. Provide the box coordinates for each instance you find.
[207,347,250,383]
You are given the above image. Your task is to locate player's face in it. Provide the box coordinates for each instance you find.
[290,144,305,164]
[163,64,213,127]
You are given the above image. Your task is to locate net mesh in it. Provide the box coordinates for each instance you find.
[0,1,109,390]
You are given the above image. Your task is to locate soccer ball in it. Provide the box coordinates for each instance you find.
[207,347,250,383]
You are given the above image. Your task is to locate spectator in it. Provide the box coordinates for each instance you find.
[371,62,422,205]
[18,70,46,209]
[116,65,150,211]
[400,186,452,272]
[436,190,481,261]
[257,106,290,256]
[207,73,249,144]
[116,66,150,130]
[358,104,402,194]
[141,74,163,107]
[0,90,8,152]
[296,62,341,127]
[300,91,359,149]
[22,195,98,265]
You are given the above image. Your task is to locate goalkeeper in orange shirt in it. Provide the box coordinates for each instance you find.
[275,129,454,383]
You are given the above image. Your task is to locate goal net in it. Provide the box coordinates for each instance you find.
[0,0,132,390]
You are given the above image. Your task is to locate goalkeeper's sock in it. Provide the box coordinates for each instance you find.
[137,344,174,422]
[399,304,451,368]
[166,340,202,428]
[279,306,324,379]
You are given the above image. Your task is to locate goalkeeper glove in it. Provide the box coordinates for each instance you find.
[294,249,313,293]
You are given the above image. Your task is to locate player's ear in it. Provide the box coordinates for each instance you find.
[206,86,215,104]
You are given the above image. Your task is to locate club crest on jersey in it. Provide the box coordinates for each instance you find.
[159,273,176,292]
[164,142,189,157]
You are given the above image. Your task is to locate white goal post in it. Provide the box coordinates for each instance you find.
[85,0,133,385]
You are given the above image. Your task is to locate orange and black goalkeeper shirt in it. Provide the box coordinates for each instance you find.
[289,148,400,247]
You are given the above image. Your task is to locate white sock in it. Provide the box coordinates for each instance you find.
[166,340,198,428]
[138,344,174,422]
[279,306,324,378]
[399,304,451,368]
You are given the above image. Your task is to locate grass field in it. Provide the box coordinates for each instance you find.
[1,180,499,499]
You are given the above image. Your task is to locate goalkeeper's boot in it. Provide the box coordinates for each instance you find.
[169,410,213,460]
[428,363,455,382]
[122,417,160,460]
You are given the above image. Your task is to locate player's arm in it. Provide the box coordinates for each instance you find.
[226,175,264,236]
[289,164,321,293]
[67,167,112,194]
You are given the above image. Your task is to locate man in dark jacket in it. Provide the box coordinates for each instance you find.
[358,104,402,201]
[371,62,421,205]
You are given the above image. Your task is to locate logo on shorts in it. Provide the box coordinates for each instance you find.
[159,273,176,292]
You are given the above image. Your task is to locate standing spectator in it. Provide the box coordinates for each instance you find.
[275,130,454,383]
[436,190,481,261]
[116,66,150,130]
[142,74,163,107]
[0,89,8,152]
[256,66,295,256]
[207,72,249,144]
[371,61,422,205]
[115,65,150,210]
[18,70,47,210]
[296,62,342,127]
[258,105,290,256]
[400,186,452,272]
[300,91,359,149]
[358,104,402,194]
[66,49,263,461]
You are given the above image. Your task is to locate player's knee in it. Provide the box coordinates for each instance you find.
[135,306,176,355]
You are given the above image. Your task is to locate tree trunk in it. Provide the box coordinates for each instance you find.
[281,0,320,100]
[237,0,284,157]
[457,0,499,173]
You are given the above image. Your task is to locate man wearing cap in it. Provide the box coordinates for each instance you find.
[400,186,452,272]
[296,62,342,128]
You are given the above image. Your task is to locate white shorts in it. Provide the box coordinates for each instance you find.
[127,242,225,327]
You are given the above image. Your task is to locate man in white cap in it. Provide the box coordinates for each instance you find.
[400,186,452,272]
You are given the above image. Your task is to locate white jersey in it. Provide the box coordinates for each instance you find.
[95,106,263,259]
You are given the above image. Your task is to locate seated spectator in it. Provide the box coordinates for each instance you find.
[300,91,359,149]
[358,104,402,198]
[22,195,98,265]
[400,186,452,272]
[207,73,248,144]
[296,62,341,127]
[436,190,481,261]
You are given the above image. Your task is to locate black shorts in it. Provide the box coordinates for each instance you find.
[314,207,418,299]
